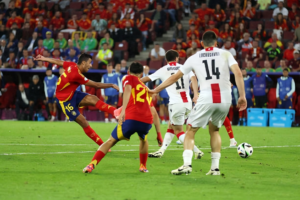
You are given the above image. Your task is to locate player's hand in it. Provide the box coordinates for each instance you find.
[277,97,280,102]
[53,94,56,98]
[265,88,269,93]
[193,94,198,103]
[34,55,45,61]
[46,97,48,102]
[112,84,119,91]
[118,111,125,125]
[237,96,247,111]
[148,89,157,96]
[284,95,288,100]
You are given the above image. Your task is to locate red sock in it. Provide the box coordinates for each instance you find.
[176,131,185,139]
[139,153,148,167]
[104,112,109,119]
[167,129,174,134]
[159,116,164,121]
[223,117,234,139]
[166,116,169,121]
[50,111,53,116]
[91,150,106,165]
[83,125,103,145]
[95,100,116,115]
[52,111,56,117]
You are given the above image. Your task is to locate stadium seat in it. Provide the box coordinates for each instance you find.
[138,42,143,52]
[69,2,82,10]
[163,42,175,51]
[261,10,273,20]
[265,21,275,30]
[249,21,261,31]
[137,60,147,66]
[114,42,129,61]
[144,11,154,19]
[22,29,34,40]
[149,60,163,70]
[267,88,277,108]
[241,51,248,60]
[61,32,70,40]
[151,31,157,42]
[283,31,294,40]
[46,2,54,10]
[258,60,264,68]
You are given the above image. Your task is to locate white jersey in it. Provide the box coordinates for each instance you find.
[148,62,195,105]
[180,47,237,104]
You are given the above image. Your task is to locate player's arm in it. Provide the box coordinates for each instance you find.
[34,55,64,66]
[231,64,246,111]
[140,76,151,83]
[118,84,132,125]
[190,75,198,103]
[152,70,183,93]
[85,80,119,91]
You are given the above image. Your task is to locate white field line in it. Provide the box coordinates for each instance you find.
[0,145,300,156]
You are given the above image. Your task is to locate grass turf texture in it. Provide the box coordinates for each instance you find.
[0,121,299,200]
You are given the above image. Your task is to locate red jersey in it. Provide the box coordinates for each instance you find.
[194,8,212,19]
[206,28,219,37]
[243,8,255,19]
[56,62,89,101]
[78,19,91,30]
[177,49,186,58]
[122,75,153,124]
[189,18,201,30]
[33,47,45,56]
[25,19,36,29]
[6,17,24,28]
[67,19,78,29]
[248,47,263,59]
[283,49,295,61]
[136,0,149,10]
[119,19,134,29]
[292,21,300,30]
[23,8,38,18]
[136,18,152,32]
[187,40,201,48]
[107,20,121,28]
[50,17,64,29]
[252,30,266,39]
[213,10,226,22]
[288,10,298,21]
[172,42,188,50]
[219,31,233,40]
[186,30,200,39]
[274,20,289,31]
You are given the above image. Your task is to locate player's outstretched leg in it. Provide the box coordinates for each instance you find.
[149,125,175,158]
[150,106,163,147]
[79,95,116,116]
[223,117,237,147]
[139,137,149,173]
[75,115,104,146]
[206,122,221,176]
[83,136,118,173]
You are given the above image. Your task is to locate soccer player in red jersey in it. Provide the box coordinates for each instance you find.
[34,54,119,147]
[83,62,153,173]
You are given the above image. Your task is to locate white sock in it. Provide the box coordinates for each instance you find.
[230,138,236,142]
[211,152,221,170]
[179,133,201,153]
[183,150,193,166]
[160,132,175,152]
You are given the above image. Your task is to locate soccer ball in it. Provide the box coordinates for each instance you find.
[237,143,253,158]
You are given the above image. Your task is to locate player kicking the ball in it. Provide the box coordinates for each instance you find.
[83,62,153,173]
[151,31,247,175]
[140,50,204,159]
[34,54,119,147]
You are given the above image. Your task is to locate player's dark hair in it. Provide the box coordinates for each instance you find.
[129,62,143,74]
[78,53,92,65]
[202,31,217,47]
[165,50,179,62]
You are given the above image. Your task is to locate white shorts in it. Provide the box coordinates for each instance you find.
[187,103,231,128]
[168,103,192,125]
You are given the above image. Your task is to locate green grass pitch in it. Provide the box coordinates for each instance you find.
[0,121,299,200]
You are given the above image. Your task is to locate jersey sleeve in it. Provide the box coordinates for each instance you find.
[63,61,75,70]
[180,56,193,75]
[227,51,238,68]
[148,68,163,81]
[188,71,195,80]
[122,75,132,89]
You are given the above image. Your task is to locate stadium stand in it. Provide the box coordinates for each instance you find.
[0,0,300,124]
